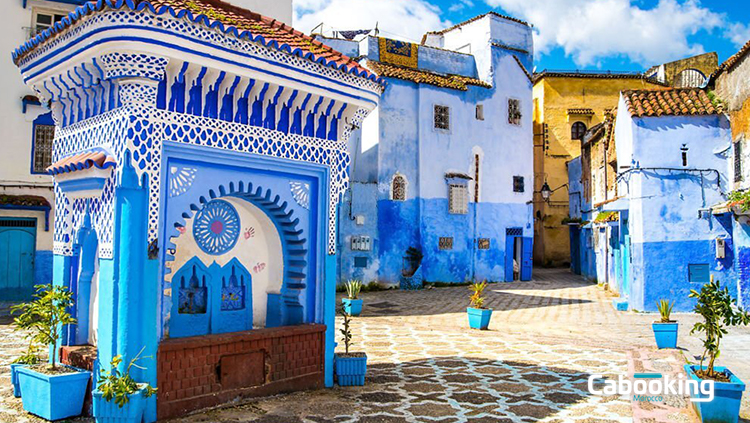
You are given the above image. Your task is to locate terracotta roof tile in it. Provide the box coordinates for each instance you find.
[0,195,50,208]
[533,70,669,87]
[568,108,594,115]
[367,61,491,91]
[13,0,380,84]
[622,88,718,117]
[713,39,750,78]
[48,150,117,176]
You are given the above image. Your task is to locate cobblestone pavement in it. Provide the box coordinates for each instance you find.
[2,268,750,422]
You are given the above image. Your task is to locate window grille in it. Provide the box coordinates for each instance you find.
[449,184,468,214]
[513,176,524,193]
[33,124,54,174]
[475,104,484,121]
[506,227,523,236]
[508,99,521,125]
[0,219,36,228]
[439,237,454,250]
[571,122,587,140]
[392,175,406,201]
[477,238,490,249]
[735,140,742,182]
[434,105,450,130]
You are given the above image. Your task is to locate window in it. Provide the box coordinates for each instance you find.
[31,10,67,38]
[475,104,484,121]
[477,238,490,250]
[439,237,454,250]
[508,98,521,125]
[688,264,710,284]
[675,69,707,88]
[449,184,468,214]
[351,236,371,251]
[681,144,689,167]
[354,257,368,268]
[32,114,55,174]
[434,105,450,130]
[392,175,406,201]
[571,122,587,140]
[513,176,525,193]
[735,140,742,182]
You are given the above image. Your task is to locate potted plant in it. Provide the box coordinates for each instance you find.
[685,277,750,423]
[334,308,367,386]
[10,343,41,398]
[467,281,492,330]
[93,348,157,423]
[12,284,91,421]
[653,299,678,349]
[342,279,363,316]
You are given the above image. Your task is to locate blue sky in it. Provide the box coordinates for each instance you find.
[295,0,750,73]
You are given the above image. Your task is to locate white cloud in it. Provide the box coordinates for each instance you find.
[294,0,450,44]
[483,0,724,67]
[725,22,750,49]
[449,0,475,13]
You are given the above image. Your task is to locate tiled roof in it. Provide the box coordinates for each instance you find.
[13,0,380,84]
[568,108,594,115]
[512,55,532,82]
[713,39,750,78]
[0,195,50,208]
[533,70,669,87]
[622,88,718,117]
[367,61,491,91]
[48,150,117,176]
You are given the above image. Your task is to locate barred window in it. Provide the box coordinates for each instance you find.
[434,105,450,130]
[571,122,587,140]
[477,238,490,250]
[449,184,468,214]
[508,99,521,125]
[735,140,742,182]
[439,237,454,250]
[32,124,54,174]
[513,176,524,193]
[392,175,406,201]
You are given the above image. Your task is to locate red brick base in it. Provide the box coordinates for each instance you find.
[157,324,326,419]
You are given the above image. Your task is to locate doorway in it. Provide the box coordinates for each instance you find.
[0,218,36,301]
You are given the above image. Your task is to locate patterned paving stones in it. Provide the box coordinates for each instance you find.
[3,269,750,422]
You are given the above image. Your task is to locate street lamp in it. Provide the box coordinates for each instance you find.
[540,181,552,202]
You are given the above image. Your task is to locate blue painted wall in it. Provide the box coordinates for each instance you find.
[34,250,53,285]
[328,18,535,285]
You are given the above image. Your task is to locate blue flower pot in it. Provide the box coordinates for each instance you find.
[17,365,91,421]
[684,365,745,423]
[10,363,26,398]
[335,354,367,386]
[342,298,363,316]
[467,307,492,330]
[652,322,678,349]
[93,388,147,423]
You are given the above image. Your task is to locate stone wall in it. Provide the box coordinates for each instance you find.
[156,324,325,419]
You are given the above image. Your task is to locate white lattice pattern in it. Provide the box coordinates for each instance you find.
[18,10,382,95]
[99,52,169,81]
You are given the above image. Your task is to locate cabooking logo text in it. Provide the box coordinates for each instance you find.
[588,373,715,403]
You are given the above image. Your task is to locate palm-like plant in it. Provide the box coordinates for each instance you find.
[657,299,674,323]
[11,284,76,370]
[469,281,488,309]
[345,279,362,300]
[689,276,750,379]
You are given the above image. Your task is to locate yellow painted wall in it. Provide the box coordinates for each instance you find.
[532,76,665,266]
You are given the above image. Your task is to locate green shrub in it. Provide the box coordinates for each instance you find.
[96,348,157,408]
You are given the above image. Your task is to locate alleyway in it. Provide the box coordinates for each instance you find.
[1,268,749,422]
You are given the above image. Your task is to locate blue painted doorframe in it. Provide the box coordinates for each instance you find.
[0,218,36,301]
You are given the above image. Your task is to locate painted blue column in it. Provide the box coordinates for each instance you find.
[113,153,150,375]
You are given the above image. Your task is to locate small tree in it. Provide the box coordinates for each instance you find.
[339,307,353,354]
[469,281,488,309]
[11,284,76,370]
[689,277,750,379]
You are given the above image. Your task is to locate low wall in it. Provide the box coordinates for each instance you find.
[156,324,325,419]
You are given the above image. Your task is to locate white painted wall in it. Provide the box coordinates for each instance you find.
[167,197,284,328]
[222,0,293,24]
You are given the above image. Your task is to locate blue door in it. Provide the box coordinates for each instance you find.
[0,219,37,301]
[504,236,515,281]
[521,237,533,281]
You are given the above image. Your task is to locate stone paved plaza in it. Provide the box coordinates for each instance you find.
[2,268,749,422]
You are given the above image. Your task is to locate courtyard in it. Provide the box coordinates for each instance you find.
[1,268,749,422]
